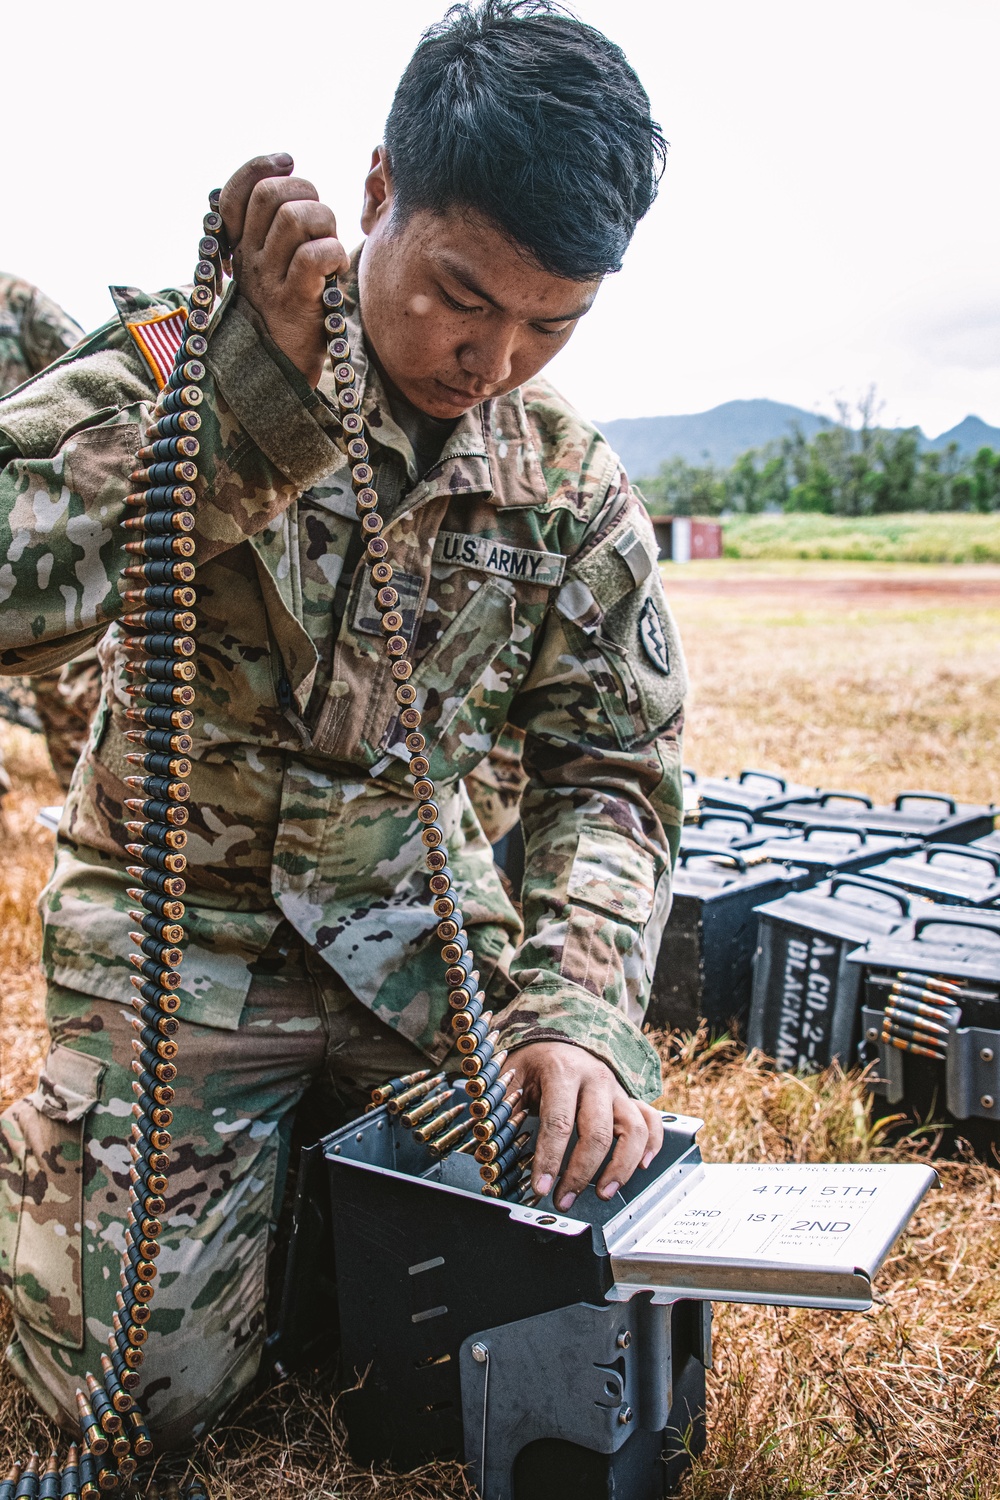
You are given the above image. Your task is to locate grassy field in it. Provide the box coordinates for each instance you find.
[720,511,1000,563]
[1,561,999,1497]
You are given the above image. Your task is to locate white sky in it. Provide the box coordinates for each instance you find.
[7,0,998,437]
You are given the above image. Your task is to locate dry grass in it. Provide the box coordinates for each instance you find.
[720,512,1000,564]
[2,562,999,1497]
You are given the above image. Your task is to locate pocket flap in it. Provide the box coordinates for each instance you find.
[27,1042,104,1123]
[567,830,657,928]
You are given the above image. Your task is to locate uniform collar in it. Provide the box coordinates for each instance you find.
[317,248,548,510]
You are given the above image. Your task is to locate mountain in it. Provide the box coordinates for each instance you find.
[596,400,1000,480]
[596,400,830,477]
[930,415,1000,456]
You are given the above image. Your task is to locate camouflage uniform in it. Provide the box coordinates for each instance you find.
[0,275,93,794]
[0,266,687,1440]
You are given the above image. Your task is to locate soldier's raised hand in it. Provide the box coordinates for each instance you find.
[219,153,350,388]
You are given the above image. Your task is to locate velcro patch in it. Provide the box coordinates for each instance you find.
[639,597,671,675]
[127,308,187,389]
[434,530,566,587]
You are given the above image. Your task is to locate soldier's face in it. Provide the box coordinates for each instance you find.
[358,149,601,419]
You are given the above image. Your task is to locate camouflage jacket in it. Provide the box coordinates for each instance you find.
[0,267,687,1101]
[0,273,83,397]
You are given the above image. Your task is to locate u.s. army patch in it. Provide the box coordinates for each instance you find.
[639,597,671,674]
[433,530,566,587]
[126,308,188,389]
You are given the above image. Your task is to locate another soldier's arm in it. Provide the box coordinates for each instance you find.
[499,479,686,1183]
[0,292,347,678]
[20,284,84,375]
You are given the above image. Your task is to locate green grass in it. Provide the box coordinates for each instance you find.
[719,512,1000,563]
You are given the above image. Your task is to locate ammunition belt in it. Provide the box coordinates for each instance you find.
[6,190,531,1497]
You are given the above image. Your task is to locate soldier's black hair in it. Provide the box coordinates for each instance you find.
[384,0,667,281]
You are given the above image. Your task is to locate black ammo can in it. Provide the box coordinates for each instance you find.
[849,911,1000,1160]
[859,842,1000,907]
[680,808,782,854]
[747,875,934,1072]
[698,768,820,816]
[759,790,996,843]
[650,847,808,1034]
[734,824,919,881]
[269,1093,711,1500]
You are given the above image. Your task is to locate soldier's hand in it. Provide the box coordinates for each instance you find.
[219,153,350,387]
[508,1042,664,1212]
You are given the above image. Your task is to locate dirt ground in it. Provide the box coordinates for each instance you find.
[1,561,998,1498]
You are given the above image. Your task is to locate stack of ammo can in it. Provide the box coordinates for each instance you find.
[642,769,998,1159]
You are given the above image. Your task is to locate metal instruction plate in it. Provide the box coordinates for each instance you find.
[608,1161,936,1310]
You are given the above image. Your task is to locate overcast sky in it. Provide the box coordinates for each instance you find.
[7,0,997,437]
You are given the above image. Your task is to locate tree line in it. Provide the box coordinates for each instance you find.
[639,396,1000,517]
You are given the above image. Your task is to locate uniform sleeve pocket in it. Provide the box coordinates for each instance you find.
[0,1042,104,1348]
[567,829,657,929]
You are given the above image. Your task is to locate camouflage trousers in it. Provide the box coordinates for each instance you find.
[0,923,427,1447]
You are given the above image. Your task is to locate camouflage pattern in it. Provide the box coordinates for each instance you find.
[0,925,429,1441]
[464,722,528,846]
[0,273,83,397]
[0,274,86,796]
[28,648,102,792]
[0,263,687,1096]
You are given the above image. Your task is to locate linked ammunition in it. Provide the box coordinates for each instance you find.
[39,1453,61,1500]
[461,1034,502,1077]
[100,1355,134,1414]
[475,1110,529,1163]
[896,970,962,996]
[451,1000,484,1033]
[76,1389,109,1455]
[85,1373,122,1434]
[78,1446,99,1500]
[13,1454,39,1499]
[884,994,957,1025]
[60,1443,80,1499]
[161,1481,183,1500]
[428,1116,476,1156]
[370,1068,430,1105]
[0,1463,20,1500]
[480,1133,531,1183]
[90,1450,117,1492]
[882,1032,946,1060]
[884,1005,951,1038]
[886,980,956,1008]
[386,1072,446,1114]
[114,1456,136,1484]
[472,1088,524,1140]
[465,1053,510,1098]
[184,1482,209,1500]
[124,1410,153,1459]
[413,1103,466,1143]
[456,1013,493,1054]
[400,1088,450,1128]
[469,1068,516,1118]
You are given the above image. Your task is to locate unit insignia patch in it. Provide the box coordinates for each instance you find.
[639,596,671,674]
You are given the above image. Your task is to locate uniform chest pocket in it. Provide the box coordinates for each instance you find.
[407,578,515,765]
[0,1041,104,1348]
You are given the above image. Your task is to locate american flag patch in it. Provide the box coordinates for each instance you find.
[127,308,187,389]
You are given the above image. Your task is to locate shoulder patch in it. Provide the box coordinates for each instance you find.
[639,597,671,675]
[433,530,566,587]
[125,308,186,389]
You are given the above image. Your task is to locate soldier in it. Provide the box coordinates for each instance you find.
[0,0,686,1449]
[0,274,97,794]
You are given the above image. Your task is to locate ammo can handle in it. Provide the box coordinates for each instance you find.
[914,913,1000,941]
[924,842,1000,874]
[738,769,786,790]
[802,823,867,844]
[699,808,755,831]
[678,846,748,873]
[817,790,874,809]
[830,874,911,913]
[894,790,957,813]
